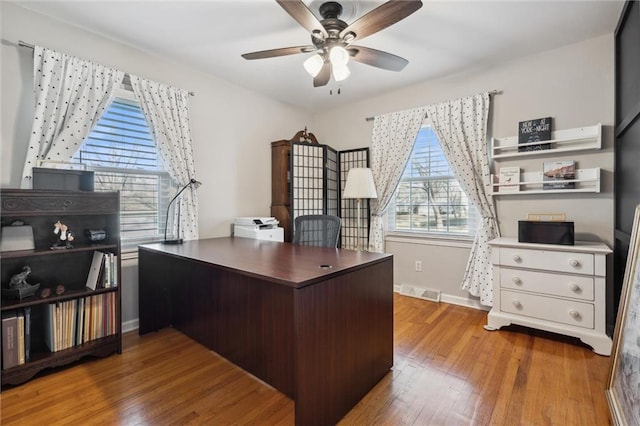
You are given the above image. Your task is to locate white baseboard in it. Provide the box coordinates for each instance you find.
[122,318,139,333]
[394,284,490,312]
[441,294,490,311]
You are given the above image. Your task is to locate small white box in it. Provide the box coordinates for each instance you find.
[234,225,284,242]
[1,226,35,252]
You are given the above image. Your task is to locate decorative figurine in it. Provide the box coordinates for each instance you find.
[51,220,74,249]
[2,265,40,300]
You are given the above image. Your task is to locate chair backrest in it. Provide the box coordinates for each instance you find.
[292,215,341,248]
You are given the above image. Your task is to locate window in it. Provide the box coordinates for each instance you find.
[71,92,175,249]
[387,124,478,238]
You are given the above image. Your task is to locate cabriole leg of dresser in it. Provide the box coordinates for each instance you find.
[579,333,613,356]
[484,309,512,331]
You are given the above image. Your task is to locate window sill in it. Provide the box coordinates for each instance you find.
[385,232,474,249]
[121,248,139,261]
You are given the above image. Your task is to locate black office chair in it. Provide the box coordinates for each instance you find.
[292,215,341,248]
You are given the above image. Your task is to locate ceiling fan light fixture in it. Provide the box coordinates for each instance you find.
[329,45,349,65]
[303,54,324,77]
[242,0,423,88]
[332,62,350,82]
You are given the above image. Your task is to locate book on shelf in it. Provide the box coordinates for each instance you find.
[85,251,117,290]
[112,254,118,287]
[86,251,105,290]
[44,304,54,352]
[499,167,520,192]
[54,303,61,351]
[2,312,18,369]
[518,117,552,152]
[17,312,25,365]
[543,160,576,189]
[76,298,84,346]
[24,307,31,362]
[103,252,111,288]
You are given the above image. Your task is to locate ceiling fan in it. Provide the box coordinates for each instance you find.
[241,0,423,87]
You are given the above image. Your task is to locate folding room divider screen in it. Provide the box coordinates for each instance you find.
[291,141,339,218]
[287,142,369,249]
[339,148,370,250]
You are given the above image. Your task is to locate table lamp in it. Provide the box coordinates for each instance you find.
[163,178,202,244]
[342,168,377,250]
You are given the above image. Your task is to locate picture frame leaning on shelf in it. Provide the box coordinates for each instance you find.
[518,117,552,152]
[606,204,640,426]
[498,167,520,193]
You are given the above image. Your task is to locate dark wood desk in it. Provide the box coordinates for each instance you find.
[138,237,393,425]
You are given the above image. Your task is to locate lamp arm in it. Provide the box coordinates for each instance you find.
[163,179,197,241]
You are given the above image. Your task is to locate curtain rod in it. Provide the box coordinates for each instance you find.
[364,89,501,122]
[18,40,196,96]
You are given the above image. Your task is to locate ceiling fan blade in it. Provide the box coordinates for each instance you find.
[277,0,328,38]
[313,62,331,87]
[340,0,423,42]
[348,46,409,72]
[242,45,316,60]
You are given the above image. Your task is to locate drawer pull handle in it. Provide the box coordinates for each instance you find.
[512,276,522,285]
[569,259,580,267]
[569,309,580,318]
[512,255,522,262]
[512,300,522,308]
[569,283,580,292]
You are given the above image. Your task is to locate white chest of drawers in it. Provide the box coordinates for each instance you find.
[486,237,612,355]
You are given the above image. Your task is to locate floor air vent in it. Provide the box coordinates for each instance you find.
[399,284,441,303]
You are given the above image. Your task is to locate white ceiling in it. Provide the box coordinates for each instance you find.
[13,0,625,112]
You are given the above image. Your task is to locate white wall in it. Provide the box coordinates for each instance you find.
[314,34,615,307]
[1,2,314,323]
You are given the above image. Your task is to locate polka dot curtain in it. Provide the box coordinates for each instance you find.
[129,75,199,242]
[368,107,427,253]
[21,46,125,188]
[425,92,498,306]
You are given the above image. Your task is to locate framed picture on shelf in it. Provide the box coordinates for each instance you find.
[518,117,552,152]
[498,167,520,192]
[543,160,576,189]
[606,205,640,426]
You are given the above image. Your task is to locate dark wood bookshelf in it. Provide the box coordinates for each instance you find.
[1,189,122,388]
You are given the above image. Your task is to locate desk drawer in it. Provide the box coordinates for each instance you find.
[499,268,594,301]
[500,290,594,329]
[498,247,593,275]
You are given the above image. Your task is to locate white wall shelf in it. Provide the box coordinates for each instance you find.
[491,167,600,195]
[491,123,602,159]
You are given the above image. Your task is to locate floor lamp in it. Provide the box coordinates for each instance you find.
[163,178,202,244]
[342,168,378,251]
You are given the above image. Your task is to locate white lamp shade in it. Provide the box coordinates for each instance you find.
[332,62,350,82]
[343,168,378,199]
[329,45,349,65]
[303,54,324,77]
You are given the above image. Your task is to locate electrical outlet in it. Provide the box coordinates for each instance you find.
[415,260,422,272]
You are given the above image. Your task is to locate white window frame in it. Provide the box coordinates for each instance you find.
[387,123,478,242]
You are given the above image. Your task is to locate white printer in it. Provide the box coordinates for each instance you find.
[233,217,284,242]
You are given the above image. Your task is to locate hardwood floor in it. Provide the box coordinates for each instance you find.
[1,294,612,425]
